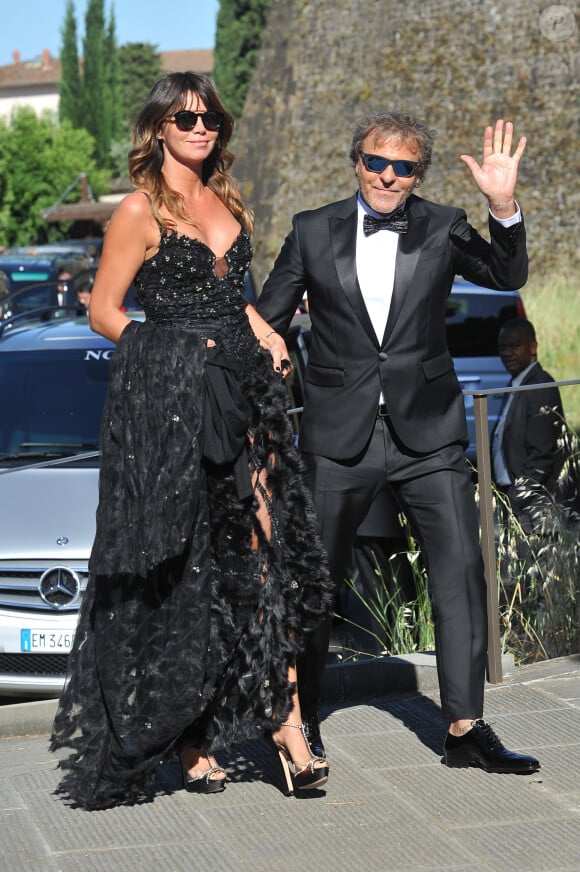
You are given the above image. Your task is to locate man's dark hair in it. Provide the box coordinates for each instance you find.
[499,317,536,342]
[349,111,436,182]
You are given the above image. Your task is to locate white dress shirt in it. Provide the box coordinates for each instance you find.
[492,360,535,486]
[355,192,399,346]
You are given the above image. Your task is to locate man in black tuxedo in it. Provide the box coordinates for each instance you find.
[257,112,540,773]
[493,317,565,532]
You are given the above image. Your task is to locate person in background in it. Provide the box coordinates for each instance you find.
[492,317,565,532]
[50,71,332,810]
[55,270,73,308]
[75,282,92,315]
[257,110,541,775]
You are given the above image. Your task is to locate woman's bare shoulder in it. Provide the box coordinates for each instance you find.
[106,190,159,241]
[114,190,153,220]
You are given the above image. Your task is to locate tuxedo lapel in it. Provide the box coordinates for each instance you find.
[381,203,429,347]
[330,206,378,347]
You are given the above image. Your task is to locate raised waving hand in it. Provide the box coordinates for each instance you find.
[460,119,526,219]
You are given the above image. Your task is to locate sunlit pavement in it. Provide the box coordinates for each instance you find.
[1,655,579,871]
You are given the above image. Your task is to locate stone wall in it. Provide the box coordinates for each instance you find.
[231,0,579,289]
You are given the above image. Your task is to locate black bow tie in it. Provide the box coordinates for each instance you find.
[363,211,408,236]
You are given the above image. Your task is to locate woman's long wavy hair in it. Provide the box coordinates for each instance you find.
[129,72,254,235]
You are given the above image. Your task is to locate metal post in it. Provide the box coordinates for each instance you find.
[473,393,503,684]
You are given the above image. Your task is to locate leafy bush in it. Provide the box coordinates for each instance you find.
[0,108,108,247]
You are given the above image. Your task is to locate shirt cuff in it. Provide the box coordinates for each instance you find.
[489,202,521,228]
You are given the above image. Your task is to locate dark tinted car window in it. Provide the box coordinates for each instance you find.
[0,348,110,459]
[445,292,519,357]
[2,284,56,313]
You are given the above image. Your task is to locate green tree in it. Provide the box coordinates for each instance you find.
[81,0,109,166]
[118,43,163,135]
[108,42,164,178]
[58,0,120,169]
[0,108,107,247]
[213,0,272,118]
[0,123,11,243]
[59,0,83,128]
[105,11,122,143]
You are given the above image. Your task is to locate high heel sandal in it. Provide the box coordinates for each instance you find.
[180,753,227,794]
[271,721,329,796]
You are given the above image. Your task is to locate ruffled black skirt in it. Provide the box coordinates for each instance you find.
[50,317,332,809]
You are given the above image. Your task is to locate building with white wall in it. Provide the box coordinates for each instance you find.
[0,48,213,122]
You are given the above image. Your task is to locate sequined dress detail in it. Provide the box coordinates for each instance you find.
[50,229,332,809]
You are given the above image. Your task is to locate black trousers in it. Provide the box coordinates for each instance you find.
[299,414,488,723]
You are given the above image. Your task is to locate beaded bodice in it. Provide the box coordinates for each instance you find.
[134,229,253,334]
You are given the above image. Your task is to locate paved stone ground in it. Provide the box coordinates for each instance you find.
[1,656,580,871]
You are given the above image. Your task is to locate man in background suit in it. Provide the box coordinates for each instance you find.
[55,270,73,308]
[257,112,540,774]
[493,317,564,532]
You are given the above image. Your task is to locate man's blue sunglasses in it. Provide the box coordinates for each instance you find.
[359,151,419,178]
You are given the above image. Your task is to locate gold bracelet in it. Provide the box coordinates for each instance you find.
[265,329,278,339]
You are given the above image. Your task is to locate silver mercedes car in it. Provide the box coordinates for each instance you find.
[0,316,112,696]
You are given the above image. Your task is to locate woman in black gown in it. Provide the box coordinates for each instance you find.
[50,71,332,810]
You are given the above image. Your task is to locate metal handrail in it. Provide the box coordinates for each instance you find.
[465,378,580,683]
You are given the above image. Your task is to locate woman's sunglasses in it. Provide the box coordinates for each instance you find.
[359,151,419,178]
[164,110,224,132]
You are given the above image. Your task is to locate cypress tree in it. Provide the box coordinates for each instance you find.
[105,12,122,143]
[118,43,163,134]
[213,0,272,119]
[59,0,83,128]
[81,0,109,166]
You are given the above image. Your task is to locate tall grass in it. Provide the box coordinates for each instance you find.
[337,517,435,658]
[523,272,580,428]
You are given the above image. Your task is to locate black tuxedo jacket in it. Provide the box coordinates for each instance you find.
[496,361,564,489]
[257,193,528,459]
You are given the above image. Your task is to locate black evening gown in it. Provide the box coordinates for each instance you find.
[50,229,332,809]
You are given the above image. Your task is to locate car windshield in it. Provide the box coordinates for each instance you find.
[0,347,110,462]
[446,292,519,357]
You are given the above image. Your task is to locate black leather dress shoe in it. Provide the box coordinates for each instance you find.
[444,719,540,774]
[302,713,326,759]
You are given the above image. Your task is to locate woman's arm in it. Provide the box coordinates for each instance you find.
[245,303,292,375]
[89,192,158,343]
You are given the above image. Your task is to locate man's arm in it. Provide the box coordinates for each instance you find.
[519,384,564,484]
[256,217,309,337]
[450,208,528,290]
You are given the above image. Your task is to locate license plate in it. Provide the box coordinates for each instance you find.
[21,629,74,653]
